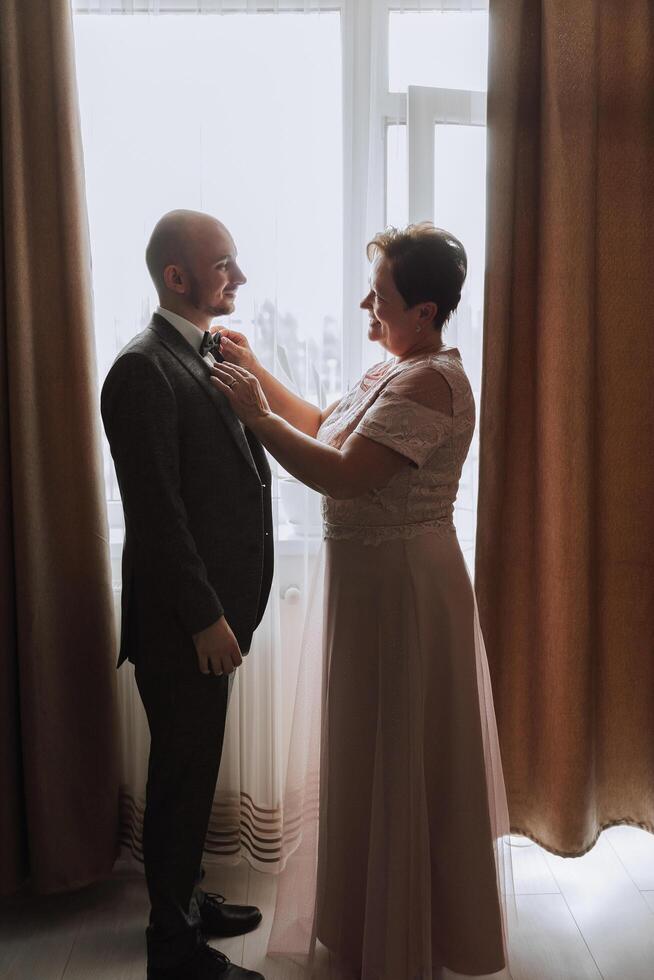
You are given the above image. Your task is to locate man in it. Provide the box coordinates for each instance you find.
[101,210,272,980]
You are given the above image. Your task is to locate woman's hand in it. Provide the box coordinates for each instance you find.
[210,362,272,429]
[217,328,258,373]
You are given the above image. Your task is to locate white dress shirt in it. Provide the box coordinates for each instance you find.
[155,305,217,366]
[155,305,245,443]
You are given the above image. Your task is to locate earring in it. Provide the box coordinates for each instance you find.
[416,325,422,332]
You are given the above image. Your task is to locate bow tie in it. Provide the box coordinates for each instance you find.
[199,331,222,360]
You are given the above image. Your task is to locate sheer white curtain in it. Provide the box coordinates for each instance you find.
[73,0,342,872]
[73,0,495,882]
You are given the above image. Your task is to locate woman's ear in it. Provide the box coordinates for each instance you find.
[418,302,438,325]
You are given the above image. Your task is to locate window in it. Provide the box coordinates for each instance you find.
[73,0,489,571]
[74,7,342,558]
[388,8,488,93]
[384,3,489,566]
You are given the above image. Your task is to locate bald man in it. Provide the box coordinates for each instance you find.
[101,211,272,980]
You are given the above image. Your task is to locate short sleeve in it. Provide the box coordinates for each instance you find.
[354,364,453,467]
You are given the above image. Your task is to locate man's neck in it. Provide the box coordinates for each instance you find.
[157,301,211,333]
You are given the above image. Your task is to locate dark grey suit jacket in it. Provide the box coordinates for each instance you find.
[101,314,273,673]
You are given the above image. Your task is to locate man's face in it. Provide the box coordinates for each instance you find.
[181,222,247,318]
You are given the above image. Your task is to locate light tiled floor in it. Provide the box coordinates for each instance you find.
[1,827,653,980]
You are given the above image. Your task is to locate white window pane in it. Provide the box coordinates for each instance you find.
[386,123,408,229]
[433,123,487,566]
[74,13,342,404]
[388,11,489,93]
[74,12,342,537]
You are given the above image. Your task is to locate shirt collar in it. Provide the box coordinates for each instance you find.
[155,306,205,354]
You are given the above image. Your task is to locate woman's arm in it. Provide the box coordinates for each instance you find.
[210,362,408,499]
[253,415,407,499]
[219,329,339,437]
[249,361,340,437]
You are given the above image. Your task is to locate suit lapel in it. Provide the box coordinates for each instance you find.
[149,314,260,478]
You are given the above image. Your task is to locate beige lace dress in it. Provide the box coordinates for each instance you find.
[269,349,514,980]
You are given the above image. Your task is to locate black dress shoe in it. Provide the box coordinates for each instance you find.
[199,892,263,939]
[147,944,265,980]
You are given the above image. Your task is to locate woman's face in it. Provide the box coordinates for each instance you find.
[360,254,436,357]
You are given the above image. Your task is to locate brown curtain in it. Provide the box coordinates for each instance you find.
[0,0,120,894]
[476,0,654,856]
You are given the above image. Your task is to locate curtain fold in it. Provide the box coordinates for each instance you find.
[477,0,654,856]
[0,0,120,895]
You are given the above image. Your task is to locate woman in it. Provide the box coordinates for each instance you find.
[210,223,513,980]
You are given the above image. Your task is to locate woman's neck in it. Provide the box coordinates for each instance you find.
[395,337,446,363]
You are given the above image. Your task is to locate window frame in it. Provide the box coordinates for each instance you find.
[74,0,490,402]
[74,0,490,559]
[342,0,489,387]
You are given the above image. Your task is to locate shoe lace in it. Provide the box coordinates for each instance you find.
[199,945,230,967]
[203,892,226,906]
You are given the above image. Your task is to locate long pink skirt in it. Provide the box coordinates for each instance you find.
[269,529,515,980]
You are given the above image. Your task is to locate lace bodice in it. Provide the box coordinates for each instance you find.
[317,349,475,546]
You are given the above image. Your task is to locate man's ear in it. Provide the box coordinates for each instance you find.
[163,263,185,294]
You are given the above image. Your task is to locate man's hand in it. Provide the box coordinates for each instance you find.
[217,328,258,374]
[192,616,242,676]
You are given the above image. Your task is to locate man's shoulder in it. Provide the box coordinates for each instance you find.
[114,323,159,361]
[104,322,176,379]
[101,325,171,401]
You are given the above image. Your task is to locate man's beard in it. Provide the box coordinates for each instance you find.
[188,273,233,317]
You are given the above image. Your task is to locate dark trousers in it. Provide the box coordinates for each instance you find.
[135,664,230,970]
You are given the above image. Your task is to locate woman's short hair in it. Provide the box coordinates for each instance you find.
[367,222,467,330]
